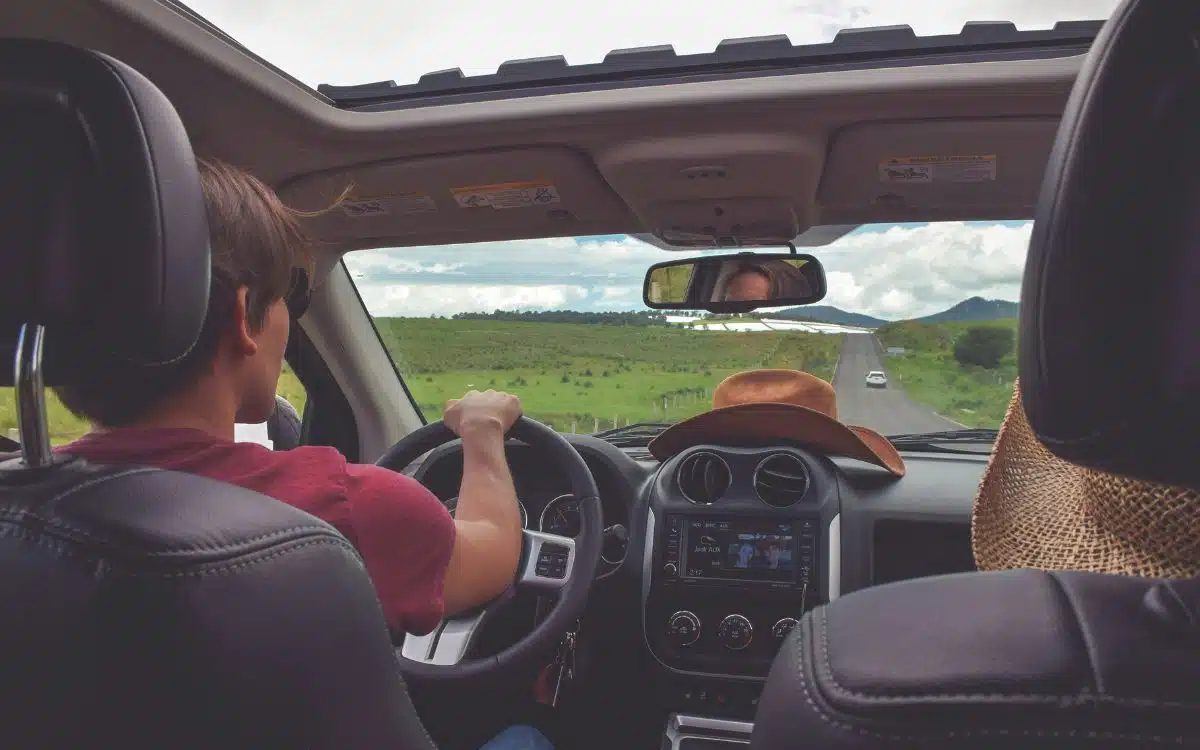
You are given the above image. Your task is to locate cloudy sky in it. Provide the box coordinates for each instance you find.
[185,0,1117,320]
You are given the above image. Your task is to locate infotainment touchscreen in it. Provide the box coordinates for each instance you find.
[680,517,796,583]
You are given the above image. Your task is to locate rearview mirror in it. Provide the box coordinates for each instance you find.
[643,252,827,313]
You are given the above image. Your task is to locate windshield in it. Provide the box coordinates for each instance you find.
[181,1,1119,89]
[346,222,1026,444]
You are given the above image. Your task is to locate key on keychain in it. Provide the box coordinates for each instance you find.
[550,630,576,707]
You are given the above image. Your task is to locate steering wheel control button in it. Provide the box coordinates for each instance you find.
[717,614,754,651]
[667,610,702,647]
[535,542,571,579]
[772,617,799,642]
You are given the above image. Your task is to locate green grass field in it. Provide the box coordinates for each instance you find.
[876,318,1018,428]
[375,318,841,431]
[1,319,840,443]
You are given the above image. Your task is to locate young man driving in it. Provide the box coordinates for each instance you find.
[54,159,551,750]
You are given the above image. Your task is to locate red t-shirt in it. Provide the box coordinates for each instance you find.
[58,428,456,636]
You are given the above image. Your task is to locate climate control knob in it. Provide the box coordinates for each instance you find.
[667,610,701,647]
[772,617,799,642]
[716,614,754,651]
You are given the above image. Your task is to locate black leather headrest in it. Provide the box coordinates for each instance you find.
[0,39,210,386]
[1019,0,1200,488]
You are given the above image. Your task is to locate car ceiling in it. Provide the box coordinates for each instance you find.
[5,0,1086,255]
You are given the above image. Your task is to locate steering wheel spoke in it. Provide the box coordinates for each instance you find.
[400,606,495,667]
[518,528,576,594]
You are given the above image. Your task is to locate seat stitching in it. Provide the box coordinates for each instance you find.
[0,468,331,554]
[0,523,358,573]
[816,607,1198,710]
[785,608,1187,743]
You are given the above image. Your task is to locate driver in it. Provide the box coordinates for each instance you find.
[53,158,552,750]
[720,259,813,302]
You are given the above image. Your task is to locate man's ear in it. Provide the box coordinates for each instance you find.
[229,286,260,357]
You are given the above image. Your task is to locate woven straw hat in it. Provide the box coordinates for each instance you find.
[973,380,1200,578]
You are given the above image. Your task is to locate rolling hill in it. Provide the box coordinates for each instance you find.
[913,297,1018,323]
[770,305,887,328]
[769,297,1017,328]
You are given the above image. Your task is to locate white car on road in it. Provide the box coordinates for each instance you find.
[864,371,888,388]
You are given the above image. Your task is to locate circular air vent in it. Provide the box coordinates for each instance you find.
[677,452,731,505]
[753,454,811,508]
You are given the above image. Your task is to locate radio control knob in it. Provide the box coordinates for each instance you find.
[663,562,678,576]
[667,610,701,647]
[716,614,753,651]
[772,617,800,642]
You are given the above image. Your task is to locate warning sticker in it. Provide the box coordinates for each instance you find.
[451,180,561,210]
[341,193,437,218]
[879,155,996,184]
[341,198,389,217]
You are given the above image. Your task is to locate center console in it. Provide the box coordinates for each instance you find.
[646,511,821,678]
[642,445,838,692]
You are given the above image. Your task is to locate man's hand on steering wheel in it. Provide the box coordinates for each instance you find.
[444,389,523,437]
[375,404,603,684]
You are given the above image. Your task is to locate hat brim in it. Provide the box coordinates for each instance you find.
[647,402,906,477]
[973,385,1200,578]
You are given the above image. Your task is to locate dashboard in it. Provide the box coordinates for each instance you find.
[409,433,984,721]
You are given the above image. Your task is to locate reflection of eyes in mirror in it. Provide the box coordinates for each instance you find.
[715,259,813,303]
[724,268,771,302]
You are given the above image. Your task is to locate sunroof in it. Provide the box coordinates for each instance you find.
[176,0,1120,95]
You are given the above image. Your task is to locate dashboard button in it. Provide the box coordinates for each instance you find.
[716,614,753,651]
[534,542,571,579]
[663,562,678,576]
[667,610,701,647]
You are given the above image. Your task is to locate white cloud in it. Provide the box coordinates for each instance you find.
[344,220,1031,320]
[183,0,1118,88]
[816,221,1031,316]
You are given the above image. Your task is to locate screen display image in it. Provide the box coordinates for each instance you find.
[682,518,795,583]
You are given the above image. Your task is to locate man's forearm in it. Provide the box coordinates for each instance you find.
[455,423,523,539]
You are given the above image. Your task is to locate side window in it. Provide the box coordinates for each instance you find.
[3,366,308,450]
[1,388,89,447]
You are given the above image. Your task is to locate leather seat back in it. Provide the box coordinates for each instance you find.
[0,39,434,749]
[0,460,433,748]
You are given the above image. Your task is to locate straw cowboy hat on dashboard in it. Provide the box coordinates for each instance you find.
[973,380,1200,579]
[647,369,906,476]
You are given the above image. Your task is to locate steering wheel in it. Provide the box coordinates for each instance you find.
[375,416,602,682]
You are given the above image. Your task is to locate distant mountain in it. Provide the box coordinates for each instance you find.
[769,305,887,328]
[914,297,1019,323]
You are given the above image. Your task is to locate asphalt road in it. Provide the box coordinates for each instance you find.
[831,333,963,436]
